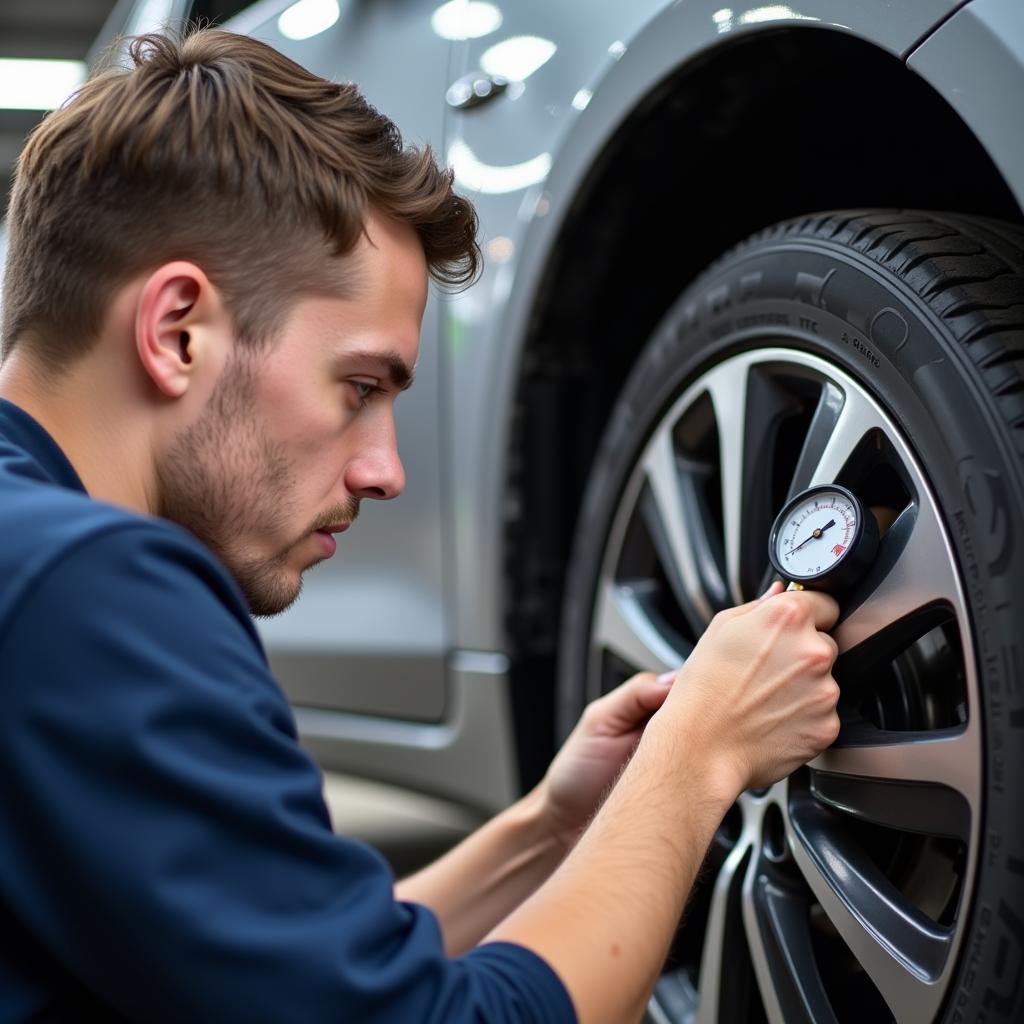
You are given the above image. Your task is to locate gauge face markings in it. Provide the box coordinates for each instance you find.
[774,488,859,580]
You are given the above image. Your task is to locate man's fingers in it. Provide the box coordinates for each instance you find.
[821,630,840,662]
[589,671,675,732]
[593,589,837,735]
[619,671,675,716]
[727,580,784,619]
[756,587,840,632]
[801,590,840,631]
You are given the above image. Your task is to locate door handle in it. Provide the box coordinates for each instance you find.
[446,71,508,110]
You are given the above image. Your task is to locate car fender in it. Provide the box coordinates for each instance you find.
[907,0,1024,212]
[444,0,1013,652]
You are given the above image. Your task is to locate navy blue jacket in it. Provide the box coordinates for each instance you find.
[0,398,575,1023]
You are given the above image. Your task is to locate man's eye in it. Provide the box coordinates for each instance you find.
[351,381,385,407]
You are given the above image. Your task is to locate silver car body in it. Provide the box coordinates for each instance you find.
[221,0,1024,812]
[7,0,1020,813]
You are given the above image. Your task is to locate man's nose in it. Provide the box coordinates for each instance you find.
[343,424,406,501]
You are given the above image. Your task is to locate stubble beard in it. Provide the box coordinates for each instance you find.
[155,358,308,618]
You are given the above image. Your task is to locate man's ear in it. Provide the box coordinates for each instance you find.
[134,262,223,398]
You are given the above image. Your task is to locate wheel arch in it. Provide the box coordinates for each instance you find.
[501,23,1024,790]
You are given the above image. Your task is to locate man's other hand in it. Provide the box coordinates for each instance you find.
[538,670,674,852]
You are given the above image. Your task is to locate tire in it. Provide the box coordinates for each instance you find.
[556,210,1024,1023]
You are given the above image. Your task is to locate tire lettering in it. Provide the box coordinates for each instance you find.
[735,312,789,330]
[1005,639,1024,729]
[678,302,700,338]
[982,901,1024,1014]
[959,458,1014,580]
[840,331,881,369]
[738,271,763,301]
[953,503,988,617]
[706,284,731,316]
[988,829,1002,868]
[954,903,992,1019]
[993,722,1005,795]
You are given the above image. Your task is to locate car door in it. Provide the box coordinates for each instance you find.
[228,1,454,724]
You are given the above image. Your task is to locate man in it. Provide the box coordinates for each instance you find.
[0,29,840,1023]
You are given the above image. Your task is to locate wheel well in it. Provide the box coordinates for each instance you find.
[504,25,1023,791]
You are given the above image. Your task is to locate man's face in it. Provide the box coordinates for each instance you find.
[155,213,427,616]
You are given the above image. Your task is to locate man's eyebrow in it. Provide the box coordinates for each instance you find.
[346,351,415,391]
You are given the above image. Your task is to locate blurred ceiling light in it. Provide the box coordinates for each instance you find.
[0,58,86,111]
[278,0,341,40]
[431,1,503,41]
[480,36,556,82]
[485,236,514,263]
[712,8,734,32]
[571,88,592,111]
[739,5,818,24]
[448,139,551,194]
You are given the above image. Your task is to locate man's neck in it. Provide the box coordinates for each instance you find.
[0,351,156,515]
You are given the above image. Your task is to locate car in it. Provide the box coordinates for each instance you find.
[16,0,1024,1020]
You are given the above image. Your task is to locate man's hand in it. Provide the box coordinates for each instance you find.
[538,582,841,851]
[660,582,841,795]
[539,671,675,851]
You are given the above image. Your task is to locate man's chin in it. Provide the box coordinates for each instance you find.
[232,563,304,619]
[246,581,303,618]
[216,533,335,617]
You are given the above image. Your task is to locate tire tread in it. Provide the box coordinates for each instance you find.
[728,210,1024,459]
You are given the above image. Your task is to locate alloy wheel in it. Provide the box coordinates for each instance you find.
[585,347,981,1024]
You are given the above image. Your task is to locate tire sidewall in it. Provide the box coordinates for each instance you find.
[558,233,1024,1021]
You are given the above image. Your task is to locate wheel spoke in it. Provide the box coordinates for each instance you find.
[788,798,952,1022]
[642,429,719,629]
[697,842,754,1024]
[834,500,960,656]
[648,972,698,1024]
[706,361,807,604]
[799,382,887,489]
[786,382,845,500]
[741,850,836,1024]
[810,770,970,841]
[704,360,752,605]
[810,725,977,809]
[594,580,687,673]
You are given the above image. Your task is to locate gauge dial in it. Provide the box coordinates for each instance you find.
[768,484,878,592]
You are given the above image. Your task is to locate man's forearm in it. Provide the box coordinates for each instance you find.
[484,719,739,1024]
[404,586,839,1019]
[395,785,567,956]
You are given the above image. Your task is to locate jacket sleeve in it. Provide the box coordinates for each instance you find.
[0,523,575,1024]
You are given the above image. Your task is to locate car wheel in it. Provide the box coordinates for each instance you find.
[557,210,1024,1022]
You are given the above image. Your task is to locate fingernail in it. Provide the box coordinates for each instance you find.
[759,582,780,601]
[657,670,676,685]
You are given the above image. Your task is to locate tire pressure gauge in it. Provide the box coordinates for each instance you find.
[768,484,879,593]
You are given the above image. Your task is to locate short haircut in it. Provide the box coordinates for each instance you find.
[2,29,480,370]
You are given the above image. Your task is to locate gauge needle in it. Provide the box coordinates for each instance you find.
[789,518,836,553]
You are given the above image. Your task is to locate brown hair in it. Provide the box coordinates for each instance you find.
[2,28,480,369]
